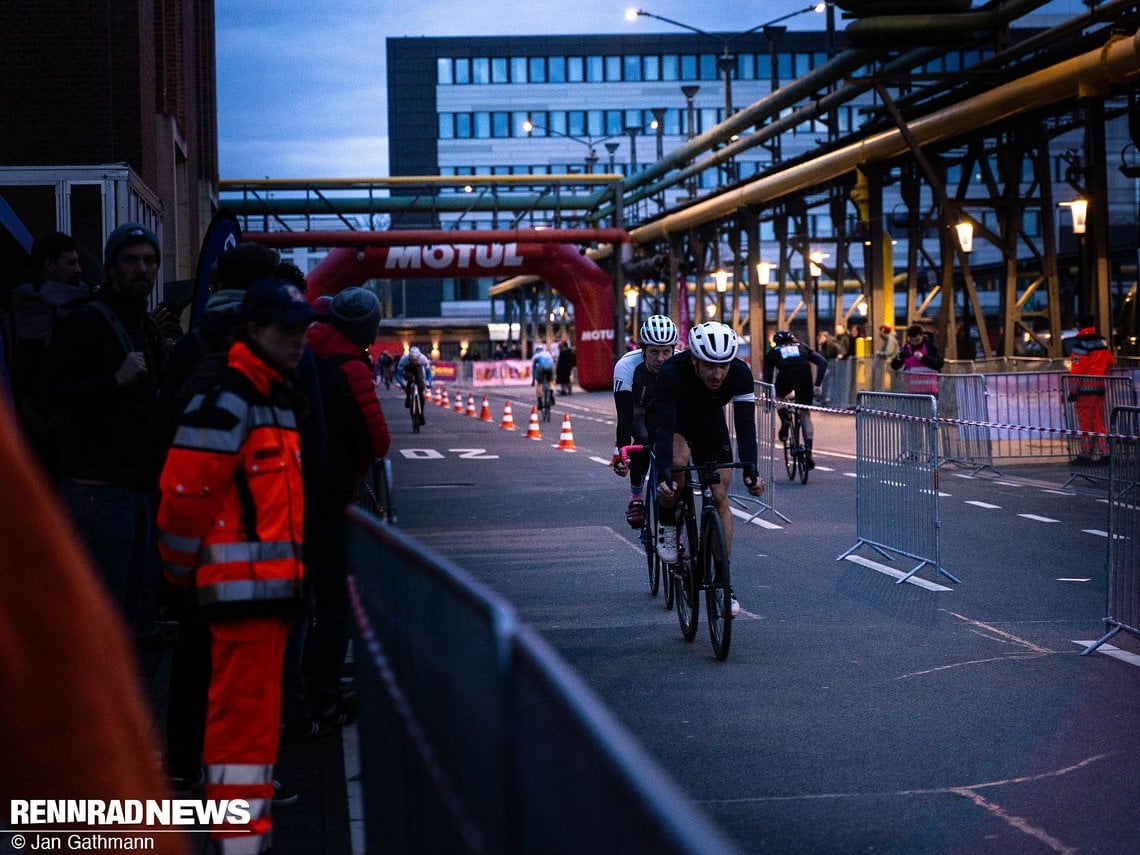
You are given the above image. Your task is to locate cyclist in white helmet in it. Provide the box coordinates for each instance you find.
[396,345,433,422]
[654,322,765,616]
[612,315,678,527]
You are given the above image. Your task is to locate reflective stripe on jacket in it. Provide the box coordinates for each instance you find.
[157,340,304,617]
[1069,326,1115,394]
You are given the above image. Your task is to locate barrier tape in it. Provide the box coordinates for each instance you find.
[777,398,1135,443]
[346,574,486,855]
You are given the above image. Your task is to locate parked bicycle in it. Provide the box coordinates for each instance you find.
[660,460,749,661]
[621,445,673,609]
[780,395,810,484]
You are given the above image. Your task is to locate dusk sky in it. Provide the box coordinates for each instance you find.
[215,0,1085,180]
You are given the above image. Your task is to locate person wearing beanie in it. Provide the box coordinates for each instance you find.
[35,221,166,636]
[1067,312,1115,463]
[301,287,389,731]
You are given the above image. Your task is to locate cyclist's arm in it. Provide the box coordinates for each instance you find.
[808,349,828,384]
[761,352,776,384]
[613,389,635,449]
[652,388,678,484]
[422,360,433,386]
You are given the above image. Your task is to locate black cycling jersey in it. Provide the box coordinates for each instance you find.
[762,342,827,400]
[630,360,661,444]
[653,352,758,473]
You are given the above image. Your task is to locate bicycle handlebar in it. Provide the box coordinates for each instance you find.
[619,443,648,465]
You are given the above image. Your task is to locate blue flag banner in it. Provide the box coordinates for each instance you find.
[192,210,242,324]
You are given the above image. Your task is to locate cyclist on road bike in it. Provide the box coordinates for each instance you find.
[612,315,678,528]
[532,343,555,410]
[397,346,433,424]
[763,329,827,470]
[654,322,766,616]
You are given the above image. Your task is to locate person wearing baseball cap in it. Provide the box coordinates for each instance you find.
[158,275,316,849]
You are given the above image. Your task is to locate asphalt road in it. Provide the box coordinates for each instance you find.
[380,382,1140,855]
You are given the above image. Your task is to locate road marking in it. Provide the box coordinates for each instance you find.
[1083,529,1108,537]
[842,555,953,591]
[965,500,1001,509]
[843,472,857,478]
[1072,641,1140,668]
[946,611,1054,654]
[1057,578,1091,582]
[730,507,783,529]
[994,481,1024,487]
[1018,514,1058,523]
[1043,489,1075,496]
[814,465,835,472]
[589,456,611,465]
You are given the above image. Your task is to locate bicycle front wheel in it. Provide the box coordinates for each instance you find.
[644,493,660,597]
[783,433,797,480]
[675,499,699,642]
[702,511,732,661]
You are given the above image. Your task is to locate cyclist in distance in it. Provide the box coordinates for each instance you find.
[763,329,827,470]
[612,315,678,528]
[655,322,766,615]
[532,343,555,410]
[396,345,432,423]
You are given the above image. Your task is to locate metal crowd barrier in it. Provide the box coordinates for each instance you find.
[837,392,959,584]
[728,381,789,524]
[1060,374,1136,486]
[1081,406,1140,655]
[356,457,396,523]
[346,507,737,855]
[935,374,994,473]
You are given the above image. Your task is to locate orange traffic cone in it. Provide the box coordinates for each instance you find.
[557,413,577,451]
[441,388,450,409]
[525,407,542,440]
[479,397,493,422]
[433,386,442,406]
[466,395,477,417]
[500,401,516,430]
[454,393,465,414]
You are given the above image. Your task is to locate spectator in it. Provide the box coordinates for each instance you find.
[890,324,944,395]
[303,287,390,731]
[834,323,853,360]
[816,331,840,404]
[3,230,92,477]
[1067,312,1115,464]
[36,223,165,633]
[556,339,577,395]
[157,278,314,851]
[873,324,899,392]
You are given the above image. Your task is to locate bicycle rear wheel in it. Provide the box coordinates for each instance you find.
[674,497,699,642]
[702,511,732,661]
[797,421,810,484]
[783,429,797,480]
[411,389,422,433]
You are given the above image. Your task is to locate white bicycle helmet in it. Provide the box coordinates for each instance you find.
[639,314,679,346]
[409,346,421,358]
[688,321,739,363]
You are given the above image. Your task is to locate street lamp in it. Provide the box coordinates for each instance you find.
[522,117,625,174]
[627,4,827,121]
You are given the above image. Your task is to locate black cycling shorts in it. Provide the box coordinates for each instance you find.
[675,410,733,467]
[776,380,814,407]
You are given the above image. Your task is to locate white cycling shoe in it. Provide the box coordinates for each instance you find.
[657,524,678,564]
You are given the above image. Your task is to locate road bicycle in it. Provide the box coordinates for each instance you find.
[660,460,749,662]
[537,375,555,422]
[781,395,810,484]
[620,445,673,609]
[408,379,426,433]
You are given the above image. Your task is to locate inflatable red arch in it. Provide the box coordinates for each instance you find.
[251,230,626,392]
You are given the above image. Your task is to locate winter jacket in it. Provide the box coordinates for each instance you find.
[306,322,390,520]
[157,339,305,620]
[1069,325,1115,393]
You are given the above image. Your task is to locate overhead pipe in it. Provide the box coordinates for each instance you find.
[631,27,1140,245]
[227,193,603,217]
[246,227,630,248]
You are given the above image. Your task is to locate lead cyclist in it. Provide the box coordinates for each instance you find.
[653,321,766,617]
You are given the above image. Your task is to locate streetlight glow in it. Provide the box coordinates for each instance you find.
[625,7,640,22]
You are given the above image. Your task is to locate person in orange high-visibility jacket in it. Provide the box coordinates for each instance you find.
[158,278,314,855]
[1067,312,1116,462]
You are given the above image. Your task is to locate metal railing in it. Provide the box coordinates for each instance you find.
[837,392,958,585]
[1081,406,1140,655]
[347,507,737,854]
[728,382,789,524]
[356,457,396,523]
[1061,375,1136,486]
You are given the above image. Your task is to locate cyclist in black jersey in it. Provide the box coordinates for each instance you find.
[762,329,827,470]
[612,315,678,527]
[654,322,765,615]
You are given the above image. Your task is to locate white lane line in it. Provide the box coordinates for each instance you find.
[814,465,835,472]
[1072,641,1140,668]
[994,481,1024,487]
[965,500,1001,509]
[730,507,784,529]
[938,492,953,497]
[842,554,954,591]
[1057,578,1091,582]
[1043,490,1076,496]
[1018,514,1059,523]
[1084,529,1108,537]
[843,472,857,478]
[589,455,611,465]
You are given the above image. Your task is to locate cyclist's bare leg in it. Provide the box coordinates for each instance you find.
[710,469,734,558]
[657,433,690,516]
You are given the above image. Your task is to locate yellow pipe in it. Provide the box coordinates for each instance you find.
[631,29,1140,245]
